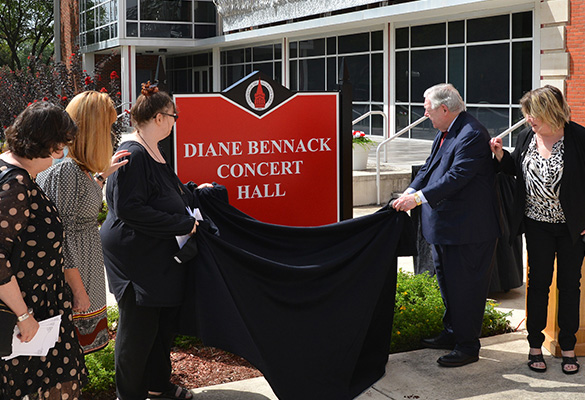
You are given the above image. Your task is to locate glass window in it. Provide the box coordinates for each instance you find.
[299,58,325,91]
[327,57,337,91]
[395,12,532,143]
[127,22,138,36]
[512,41,532,103]
[345,54,369,101]
[395,52,409,102]
[127,0,138,19]
[411,23,445,47]
[448,47,464,95]
[411,49,446,103]
[371,31,383,51]
[194,24,216,38]
[410,106,436,140]
[298,39,325,57]
[195,1,216,23]
[140,23,191,38]
[275,44,282,60]
[513,11,532,39]
[253,45,274,62]
[467,15,509,42]
[252,62,274,77]
[327,37,336,55]
[352,104,369,133]
[193,53,209,67]
[448,21,464,44]
[371,53,383,102]
[225,49,245,64]
[467,107,509,137]
[290,60,298,91]
[338,32,369,54]
[290,41,298,58]
[396,28,409,49]
[467,44,509,104]
[170,69,193,93]
[140,0,192,22]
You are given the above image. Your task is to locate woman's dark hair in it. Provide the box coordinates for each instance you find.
[130,81,175,126]
[4,102,77,159]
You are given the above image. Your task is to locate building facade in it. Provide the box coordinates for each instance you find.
[56,0,580,145]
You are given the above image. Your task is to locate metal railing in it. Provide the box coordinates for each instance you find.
[497,118,526,139]
[352,112,526,205]
[374,116,428,204]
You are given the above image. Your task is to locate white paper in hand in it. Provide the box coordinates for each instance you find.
[176,207,204,249]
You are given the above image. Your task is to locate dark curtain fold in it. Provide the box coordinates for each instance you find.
[178,185,416,400]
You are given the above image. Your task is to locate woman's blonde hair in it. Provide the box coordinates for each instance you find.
[520,85,571,131]
[65,91,116,173]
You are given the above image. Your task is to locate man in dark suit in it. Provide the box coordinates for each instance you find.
[393,83,500,367]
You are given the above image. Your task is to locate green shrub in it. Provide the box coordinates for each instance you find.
[107,305,119,332]
[391,269,512,353]
[83,341,116,394]
[391,270,444,353]
[173,335,203,349]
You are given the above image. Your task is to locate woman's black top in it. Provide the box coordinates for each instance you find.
[498,121,585,244]
[100,141,196,307]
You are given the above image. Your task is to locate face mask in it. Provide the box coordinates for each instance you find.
[52,146,69,165]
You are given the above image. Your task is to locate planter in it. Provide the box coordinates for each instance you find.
[352,145,370,171]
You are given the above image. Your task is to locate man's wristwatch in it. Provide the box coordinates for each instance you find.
[413,192,422,206]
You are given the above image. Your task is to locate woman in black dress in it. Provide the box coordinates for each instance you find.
[0,102,87,399]
[101,82,210,400]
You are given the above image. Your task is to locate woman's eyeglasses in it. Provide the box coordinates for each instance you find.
[160,112,179,121]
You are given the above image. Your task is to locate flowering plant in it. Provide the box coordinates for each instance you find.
[352,130,375,150]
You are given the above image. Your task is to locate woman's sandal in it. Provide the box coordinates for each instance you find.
[527,353,547,372]
[561,356,580,375]
[148,384,193,400]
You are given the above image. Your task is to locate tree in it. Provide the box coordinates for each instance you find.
[0,0,54,70]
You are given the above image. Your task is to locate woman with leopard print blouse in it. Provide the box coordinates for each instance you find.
[491,85,585,375]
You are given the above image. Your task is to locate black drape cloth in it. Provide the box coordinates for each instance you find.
[178,185,416,400]
[409,165,523,292]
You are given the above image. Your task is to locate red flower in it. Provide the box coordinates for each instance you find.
[116,91,121,96]
[42,97,48,101]
[62,96,68,101]
[84,76,93,85]
[100,87,108,93]
[110,71,120,80]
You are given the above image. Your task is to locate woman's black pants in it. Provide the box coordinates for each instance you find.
[524,218,584,351]
[115,284,179,400]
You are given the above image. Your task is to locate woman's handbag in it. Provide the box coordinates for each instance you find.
[0,165,25,357]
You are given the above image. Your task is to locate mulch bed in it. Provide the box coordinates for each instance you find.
[83,339,262,399]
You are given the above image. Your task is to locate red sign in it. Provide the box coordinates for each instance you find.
[174,73,339,226]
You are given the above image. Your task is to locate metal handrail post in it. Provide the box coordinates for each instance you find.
[375,116,428,204]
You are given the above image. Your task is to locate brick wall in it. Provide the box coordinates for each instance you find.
[59,0,79,63]
[566,0,585,124]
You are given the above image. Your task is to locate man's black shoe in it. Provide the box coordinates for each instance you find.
[437,350,479,367]
[421,333,456,350]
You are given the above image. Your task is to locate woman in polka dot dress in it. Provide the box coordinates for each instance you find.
[0,102,87,399]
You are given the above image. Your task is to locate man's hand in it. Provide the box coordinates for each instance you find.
[392,193,418,212]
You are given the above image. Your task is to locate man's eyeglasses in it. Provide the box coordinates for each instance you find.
[160,112,179,121]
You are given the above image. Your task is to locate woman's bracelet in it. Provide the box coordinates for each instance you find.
[94,173,106,183]
[17,308,33,322]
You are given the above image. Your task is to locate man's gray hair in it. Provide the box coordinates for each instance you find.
[424,83,466,113]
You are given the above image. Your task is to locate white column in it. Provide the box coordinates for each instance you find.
[82,53,95,75]
[120,45,137,109]
[212,47,221,91]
